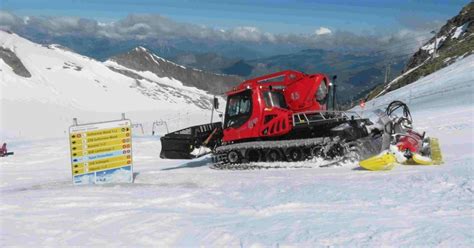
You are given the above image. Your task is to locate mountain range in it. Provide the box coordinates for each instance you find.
[171,48,406,104]
[107,47,241,95]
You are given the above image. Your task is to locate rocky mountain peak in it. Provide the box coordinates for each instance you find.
[405,2,473,71]
[108,47,242,95]
[365,2,473,101]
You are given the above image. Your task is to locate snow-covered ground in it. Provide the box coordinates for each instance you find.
[1,56,473,245]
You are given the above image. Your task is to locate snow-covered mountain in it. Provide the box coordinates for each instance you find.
[106,47,242,96]
[0,31,223,139]
[406,2,473,71]
[367,2,473,99]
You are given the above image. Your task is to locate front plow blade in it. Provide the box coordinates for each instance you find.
[412,154,434,165]
[429,137,443,165]
[411,137,443,166]
[359,152,397,171]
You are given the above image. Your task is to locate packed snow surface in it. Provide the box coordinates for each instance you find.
[1,56,473,245]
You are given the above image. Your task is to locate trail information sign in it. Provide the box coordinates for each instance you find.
[69,119,133,185]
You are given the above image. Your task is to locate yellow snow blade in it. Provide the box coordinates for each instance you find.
[412,154,433,165]
[409,137,443,166]
[429,137,443,165]
[359,152,397,171]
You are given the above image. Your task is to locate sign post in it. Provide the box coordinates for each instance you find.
[69,118,133,185]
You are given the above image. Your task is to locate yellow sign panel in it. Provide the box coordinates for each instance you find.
[72,154,130,168]
[71,142,131,154]
[88,159,131,172]
[71,132,131,143]
[69,119,133,185]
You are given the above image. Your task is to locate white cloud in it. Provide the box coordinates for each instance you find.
[0,11,22,28]
[0,11,432,53]
[315,27,332,35]
[228,26,273,43]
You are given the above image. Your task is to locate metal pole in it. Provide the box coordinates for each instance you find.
[387,62,391,83]
[431,30,438,59]
[164,121,169,133]
[210,96,215,124]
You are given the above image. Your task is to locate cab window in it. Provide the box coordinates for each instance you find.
[227,93,251,117]
[225,90,252,128]
[263,91,287,109]
[315,80,328,103]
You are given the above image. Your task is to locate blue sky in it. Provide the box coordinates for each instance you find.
[1,0,469,34]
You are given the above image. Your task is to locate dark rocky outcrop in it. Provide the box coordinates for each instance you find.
[0,47,31,78]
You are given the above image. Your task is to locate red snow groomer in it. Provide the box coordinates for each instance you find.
[160,70,442,170]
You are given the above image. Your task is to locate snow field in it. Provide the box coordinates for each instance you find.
[1,112,472,246]
[1,96,473,246]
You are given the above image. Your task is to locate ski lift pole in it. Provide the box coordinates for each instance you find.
[164,121,169,134]
[210,96,219,124]
[331,75,337,111]
[210,108,214,124]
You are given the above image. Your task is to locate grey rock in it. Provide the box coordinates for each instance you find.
[0,47,31,78]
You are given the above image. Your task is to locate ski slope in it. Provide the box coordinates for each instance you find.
[1,56,473,245]
[0,31,221,140]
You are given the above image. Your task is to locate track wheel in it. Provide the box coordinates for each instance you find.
[246,149,262,162]
[286,147,304,162]
[344,141,362,162]
[227,150,241,164]
[325,143,345,159]
[310,145,323,158]
[266,149,283,162]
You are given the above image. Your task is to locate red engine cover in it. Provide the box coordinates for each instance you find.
[396,130,423,153]
[284,74,328,112]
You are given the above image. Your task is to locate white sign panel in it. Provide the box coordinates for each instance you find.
[69,119,133,185]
